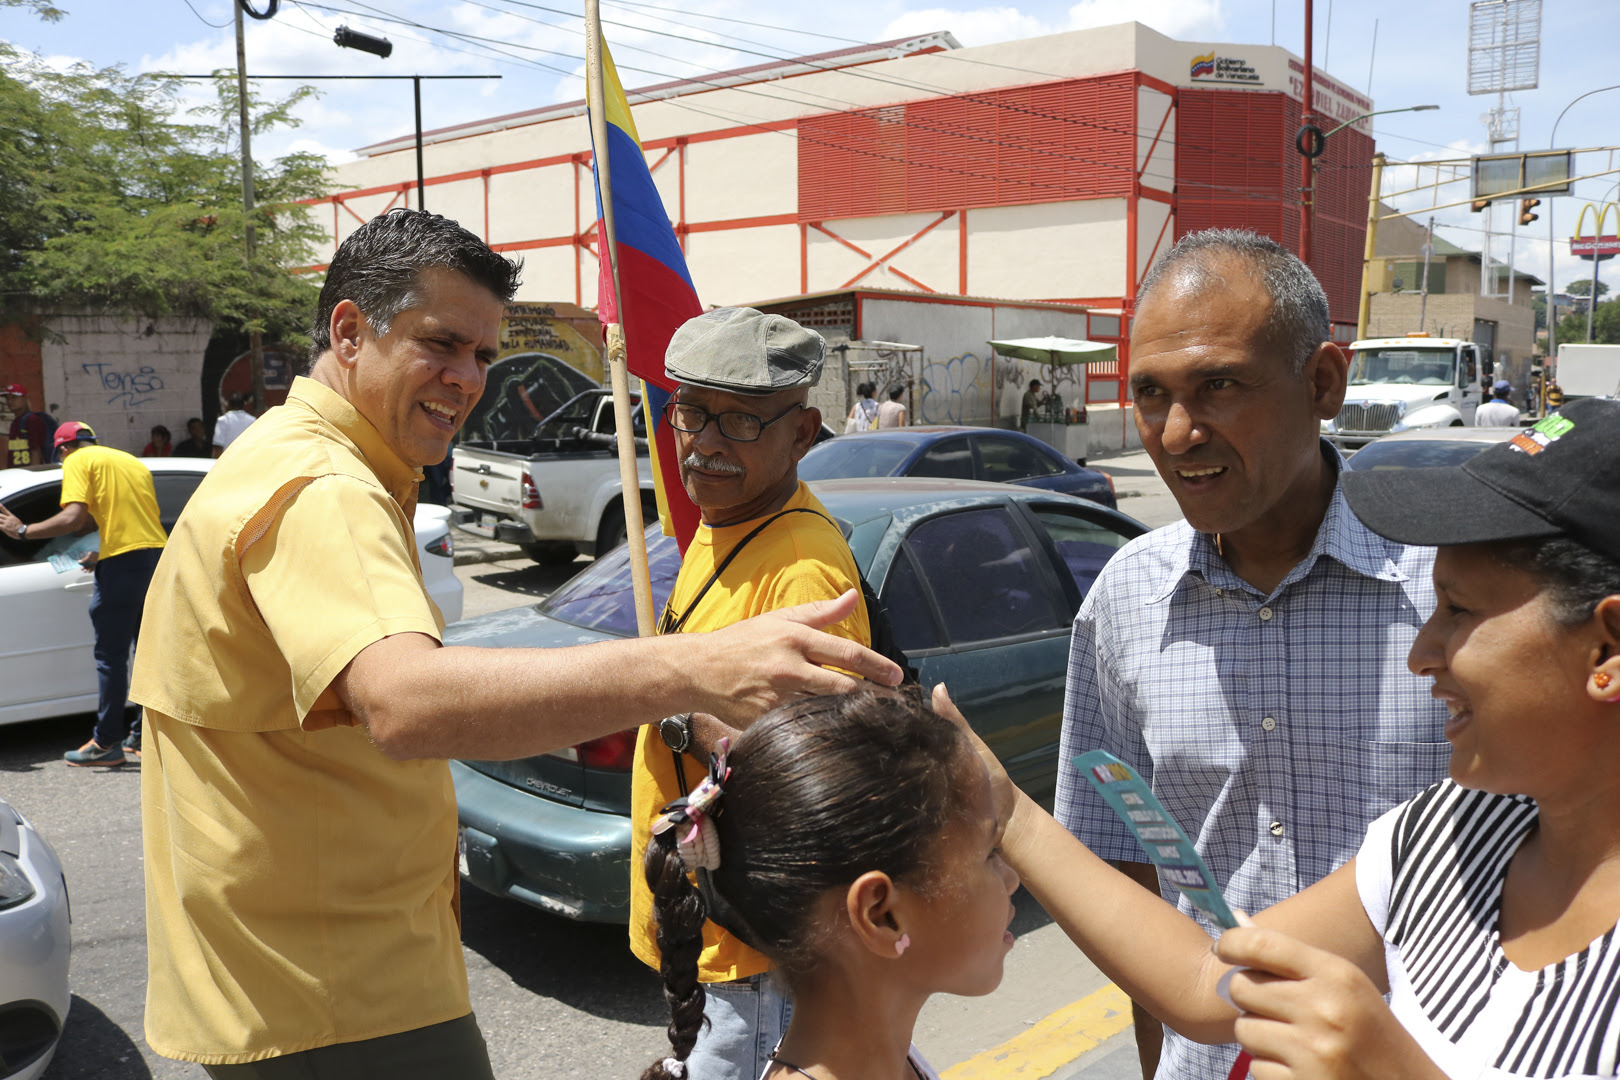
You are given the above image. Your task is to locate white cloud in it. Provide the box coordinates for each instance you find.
[885,0,1225,49]
[1066,0,1225,40]
[885,6,1053,46]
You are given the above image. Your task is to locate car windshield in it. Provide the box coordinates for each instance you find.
[539,527,683,635]
[1348,348,1456,386]
[1346,439,1496,471]
[797,437,920,480]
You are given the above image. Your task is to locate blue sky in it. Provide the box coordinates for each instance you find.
[4,0,1618,297]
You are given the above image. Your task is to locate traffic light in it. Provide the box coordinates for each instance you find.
[1520,197,1541,226]
[1471,198,1491,212]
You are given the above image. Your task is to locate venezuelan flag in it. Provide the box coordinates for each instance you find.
[587,40,702,552]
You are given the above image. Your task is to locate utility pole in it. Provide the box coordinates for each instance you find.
[1356,152,1386,339]
[413,76,425,209]
[232,0,267,419]
[1588,254,1602,343]
[1300,0,1315,267]
[1419,215,1435,332]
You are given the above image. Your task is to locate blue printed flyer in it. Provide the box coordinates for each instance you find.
[1073,750,1239,930]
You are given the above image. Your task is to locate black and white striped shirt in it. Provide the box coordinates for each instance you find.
[1358,781,1620,1078]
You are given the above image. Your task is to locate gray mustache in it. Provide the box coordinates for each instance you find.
[682,451,745,476]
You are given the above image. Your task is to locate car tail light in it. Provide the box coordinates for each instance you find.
[577,729,637,771]
[425,532,453,558]
[521,469,542,511]
[1103,472,1116,497]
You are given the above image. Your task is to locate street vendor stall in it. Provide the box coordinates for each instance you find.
[987,337,1118,461]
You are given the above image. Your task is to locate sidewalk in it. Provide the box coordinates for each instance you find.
[1089,448,1183,530]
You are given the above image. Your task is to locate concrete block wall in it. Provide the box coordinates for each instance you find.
[38,313,214,455]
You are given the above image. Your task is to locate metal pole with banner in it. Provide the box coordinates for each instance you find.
[585,0,656,638]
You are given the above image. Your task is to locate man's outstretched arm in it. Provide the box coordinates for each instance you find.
[336,590,902,760]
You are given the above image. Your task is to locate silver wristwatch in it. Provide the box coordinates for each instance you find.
[658,713,694,754]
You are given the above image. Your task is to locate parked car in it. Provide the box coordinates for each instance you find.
[453,388,655,566]
[0,795,70,1080]
[449,477,1148,921]
[0,459,462,728]
[1343,426,1520,472]
[797,427,1118,509]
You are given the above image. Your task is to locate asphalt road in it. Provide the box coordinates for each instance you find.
[10,451,1180,1080]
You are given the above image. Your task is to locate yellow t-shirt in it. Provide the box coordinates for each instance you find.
[628,481,871,983]
[130,377,460,1065]
[59,444,166,559]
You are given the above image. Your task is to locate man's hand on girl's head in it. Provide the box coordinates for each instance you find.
[692,590,902,724]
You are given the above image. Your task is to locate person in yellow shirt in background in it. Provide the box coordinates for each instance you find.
[632,307,874,1080]
[0,421,166,766]
[127,211,898,1079]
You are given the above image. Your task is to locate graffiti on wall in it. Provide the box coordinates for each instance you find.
[459,303,606,444]
[917,351,992,425]
[83,362,165,409]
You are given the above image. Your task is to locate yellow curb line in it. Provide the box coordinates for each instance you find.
[940,983,1133,1080]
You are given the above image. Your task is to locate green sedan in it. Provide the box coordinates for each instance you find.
[448,477,1147,922]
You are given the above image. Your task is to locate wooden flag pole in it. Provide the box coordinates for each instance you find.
[585,0,657,638]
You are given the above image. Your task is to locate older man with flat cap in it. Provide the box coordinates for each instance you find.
[629,306,873,1079]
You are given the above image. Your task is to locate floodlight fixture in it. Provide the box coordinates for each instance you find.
[334,25,393,59]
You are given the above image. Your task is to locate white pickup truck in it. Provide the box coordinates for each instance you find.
[452,389,656,564]
[1322,336,1492,451]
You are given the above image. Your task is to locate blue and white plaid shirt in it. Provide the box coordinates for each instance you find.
[1055,446,1450,1080]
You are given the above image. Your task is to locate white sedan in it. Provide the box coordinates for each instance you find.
[0,458,463,728]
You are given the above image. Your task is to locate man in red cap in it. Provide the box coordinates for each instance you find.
[0,421,166,765]
[3,384,55,468]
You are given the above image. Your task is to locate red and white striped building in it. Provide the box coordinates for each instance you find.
[313,21,1375,408]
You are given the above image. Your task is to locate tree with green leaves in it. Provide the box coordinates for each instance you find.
[0,42,328,349]
[1555,298,1620,346]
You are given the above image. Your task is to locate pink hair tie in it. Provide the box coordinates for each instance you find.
[651,739,733,873]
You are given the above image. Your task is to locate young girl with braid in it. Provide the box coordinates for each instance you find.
[640,687,1019,1080]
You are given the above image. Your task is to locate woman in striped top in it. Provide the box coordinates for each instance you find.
[952,398,1620,1079]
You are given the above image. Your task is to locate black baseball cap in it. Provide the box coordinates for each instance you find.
[1341,398,1620,564]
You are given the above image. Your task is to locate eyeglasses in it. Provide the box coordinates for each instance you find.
[662,400,804,442]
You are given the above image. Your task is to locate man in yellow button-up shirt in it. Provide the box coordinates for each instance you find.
[130,209,899,1078]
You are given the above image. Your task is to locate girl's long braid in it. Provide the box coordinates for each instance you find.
[639,827,708,1080]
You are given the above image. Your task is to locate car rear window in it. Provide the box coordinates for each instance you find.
[539,528,683,634]
[1346,439,1496,471]
[978,436,1063,483]
[1033,509,1132,599]
[903,506,1065,644]
[908,437,974,480]
[798,437,919,480]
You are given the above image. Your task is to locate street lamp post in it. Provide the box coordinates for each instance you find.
[1301,103,1437,292]
[1346,105,1440,340]
[1546,85,1620,368]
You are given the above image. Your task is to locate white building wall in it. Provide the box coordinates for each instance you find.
[39,314,213,455]
[317,23,1370,315]
[969,200,1128,300]
[685,224,802,306]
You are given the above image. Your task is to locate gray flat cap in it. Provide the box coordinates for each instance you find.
[665,307,824,395]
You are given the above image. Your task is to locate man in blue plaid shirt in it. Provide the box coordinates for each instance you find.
[1055,230,1450,1080]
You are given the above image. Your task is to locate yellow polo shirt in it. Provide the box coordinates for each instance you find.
[130,377,461,1065]
[59,444,166,559]
[628,481,870,983]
